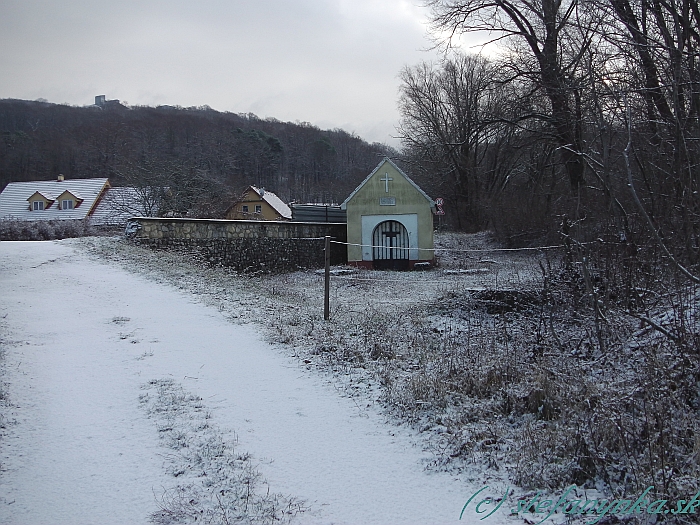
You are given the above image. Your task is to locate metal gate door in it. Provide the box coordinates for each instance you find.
[372,220,409,270]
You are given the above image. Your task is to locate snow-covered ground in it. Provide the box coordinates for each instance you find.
[0,240,513,525]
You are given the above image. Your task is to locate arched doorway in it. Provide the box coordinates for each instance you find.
[372,220,409,270]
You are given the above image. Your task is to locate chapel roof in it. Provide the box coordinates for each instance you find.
[340,157,434,210]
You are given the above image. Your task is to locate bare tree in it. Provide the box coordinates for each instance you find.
[597,0,700,262]
[426,0,599,191]
[398,53,508,229]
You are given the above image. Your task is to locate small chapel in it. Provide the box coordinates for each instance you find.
[340,158,436,270]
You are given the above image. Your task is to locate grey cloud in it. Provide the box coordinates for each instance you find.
[0,0,440,145]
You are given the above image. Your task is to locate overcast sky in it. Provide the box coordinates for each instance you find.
[0,0,474,147]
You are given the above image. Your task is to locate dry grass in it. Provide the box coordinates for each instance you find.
[141,378,306,525]
[75,232,700,521]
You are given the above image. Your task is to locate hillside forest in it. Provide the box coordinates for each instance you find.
[0,99,394,217]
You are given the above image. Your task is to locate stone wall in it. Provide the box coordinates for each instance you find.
[126,218,347,272]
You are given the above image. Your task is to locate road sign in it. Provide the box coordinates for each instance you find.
[435,197,445,215]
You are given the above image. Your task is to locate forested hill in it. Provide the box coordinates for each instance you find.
[0,99,394,214]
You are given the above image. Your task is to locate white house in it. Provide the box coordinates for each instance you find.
[0,176,156,226]
[0,176,111,222]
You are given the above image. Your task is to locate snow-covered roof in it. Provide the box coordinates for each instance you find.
[0,177,110,221]
[249,186,292,219]
[56,189,84,201]
[28,190,56,202]
[340,157,435,210]
[90,186,160,226]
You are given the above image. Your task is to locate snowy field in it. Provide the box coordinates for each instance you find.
[0,240,519,525]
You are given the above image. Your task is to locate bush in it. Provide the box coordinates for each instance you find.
[0,219,96,240]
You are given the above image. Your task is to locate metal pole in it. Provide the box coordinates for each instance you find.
[324,235,330,320]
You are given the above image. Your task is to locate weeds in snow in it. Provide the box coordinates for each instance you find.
[140,378,305,525]
[79,233,700,521]
[0,219,102,241]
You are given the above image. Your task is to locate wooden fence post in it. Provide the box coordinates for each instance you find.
[324,235,330,320]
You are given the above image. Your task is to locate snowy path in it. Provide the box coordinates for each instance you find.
[0,241,500,525]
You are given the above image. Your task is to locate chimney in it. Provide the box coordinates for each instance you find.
[57,174,64,182]
[259,187,265,197]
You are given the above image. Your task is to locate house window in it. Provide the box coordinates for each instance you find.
[242,205,249,213]
[33,201,44,211]
[255,205,262,214]
[61,199,73,210]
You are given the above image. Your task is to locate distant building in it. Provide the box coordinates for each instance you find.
[225,186,292,221]
[0,175,111,222]
[0,176,156,226]
[341,158,436,270]
[290,204,346,223]
[94,95,126,109]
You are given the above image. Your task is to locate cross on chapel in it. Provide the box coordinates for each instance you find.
[380,173,393,193]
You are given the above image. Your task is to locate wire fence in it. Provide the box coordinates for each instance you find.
[329,239,575,253]
[330,275,476,284]
[319,236,558,318]
[267,236,572,253]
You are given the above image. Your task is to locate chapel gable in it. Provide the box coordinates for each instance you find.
[341,158,435,270]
